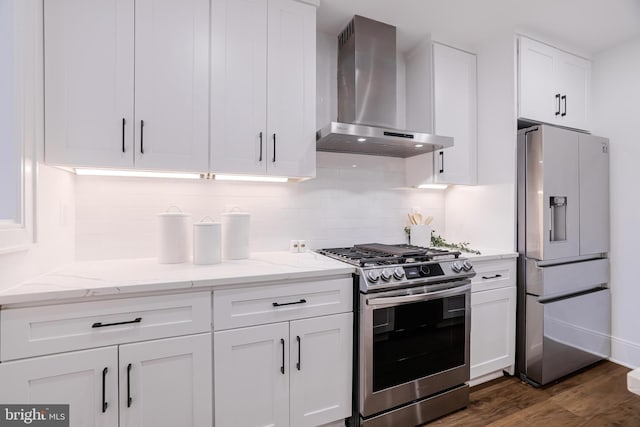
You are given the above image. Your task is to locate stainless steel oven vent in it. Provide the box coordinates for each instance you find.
[316,15,453,158]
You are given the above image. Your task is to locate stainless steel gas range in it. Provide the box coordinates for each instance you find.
[317,244,476,427]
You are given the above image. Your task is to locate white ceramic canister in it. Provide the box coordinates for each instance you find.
[409,224,432,248]
[193,217,222,265]
[221,209,250,259]
[157,206,191,264]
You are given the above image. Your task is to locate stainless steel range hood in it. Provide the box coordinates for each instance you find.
[316,15,453,158]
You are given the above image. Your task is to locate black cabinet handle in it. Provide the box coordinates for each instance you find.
[272,299,306,307]
[296,335,301,371]
[561,95,567,117]
[272,133,276,163]
[439,151,444,174]
[140,120,145,154]
[92,317,142,328]
[280,338,285,374]
[481,274,503,280]
[122,118,126,153]
[127,363,132,407]
[259,132,263,162]
[555,93,561,116]
[102,367,108,413]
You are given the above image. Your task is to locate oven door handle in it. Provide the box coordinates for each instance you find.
[366,284,471,307]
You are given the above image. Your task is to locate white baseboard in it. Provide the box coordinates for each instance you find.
[610,336,640,369]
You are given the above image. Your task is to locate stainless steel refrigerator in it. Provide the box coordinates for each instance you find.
[516,124,611,386]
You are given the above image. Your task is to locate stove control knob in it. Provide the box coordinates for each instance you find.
[462,260,473,271]
[367,270,380,282]
[380,269,393,282]
[419,265,431,276]
[451,261,463,273]
[393,267,405,280]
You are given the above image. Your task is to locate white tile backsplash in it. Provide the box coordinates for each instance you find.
[75,152,445,261]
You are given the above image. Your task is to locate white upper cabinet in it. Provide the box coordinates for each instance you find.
[211,0,268,175]
[518,36,590,132]
[405,42,477,187]
[44,0,134,168]
[433,43,477,185]
[44,0,210,172]
[134,0,210,172]
[266,0,316,178]
[211,0,316,179]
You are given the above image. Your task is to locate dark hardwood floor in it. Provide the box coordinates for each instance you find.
[431,361,640,426]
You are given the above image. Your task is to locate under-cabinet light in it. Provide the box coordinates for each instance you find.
[75,169,202,179]
[213,174,288,183]
[417,184,448,190]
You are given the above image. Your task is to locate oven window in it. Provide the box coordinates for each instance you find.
[372,294,466,392]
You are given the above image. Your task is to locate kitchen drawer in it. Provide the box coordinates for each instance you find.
[471,258,516,293]
[213,278,352,331]
[1,292,211,361]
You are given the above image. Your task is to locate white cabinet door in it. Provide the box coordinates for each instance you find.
[518,36,591,132]
[266,0,316,178]
[215,322,290,427]
[289,313,352,427]
[0,347,118,427]
[134,0,209,172]
[433,43,477,185]
[518,37,557,125]
[556,51,590,131]
[44,0,134,168]
[211,0,268,175]
[119,334,212,427]
[470,286,516,380]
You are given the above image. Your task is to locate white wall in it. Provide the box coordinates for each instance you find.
[591,36,640,368]
[74,153,445,260]
[0,0,20,221]
[0,0,76,292]
[443,33,517,251]
[0,165,76,290]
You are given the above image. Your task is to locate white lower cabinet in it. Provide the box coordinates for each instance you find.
[119,334,213,427]
[0,334,212,427]
[0,347,119,427]
[469,257,517,385]
[0,292,213,427]
[214,312,353,427]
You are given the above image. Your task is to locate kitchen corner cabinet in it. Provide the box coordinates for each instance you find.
[405,42,477,187]
[469,258,517,385]
[0,292,212,427]
[211,0,316,179]
[44,0,209,172]
[518,36,590,132]
[213,279,353,427]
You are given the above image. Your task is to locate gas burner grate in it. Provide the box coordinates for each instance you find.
[317,243,460,267]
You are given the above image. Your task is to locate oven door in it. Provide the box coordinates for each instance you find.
[360,281,471,418]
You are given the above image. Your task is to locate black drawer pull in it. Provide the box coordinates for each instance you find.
[481,274,503,280]
[127,363,133,407]
[102,367,108,413]
[272,299,307,307]
[92,317,142,328]
[280,338,285,374]
[122,118,126,152]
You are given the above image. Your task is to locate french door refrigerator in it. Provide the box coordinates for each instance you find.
[516,124,611,386]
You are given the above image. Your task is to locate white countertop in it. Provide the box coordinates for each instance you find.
[460,248,518,262]
[0,252,355,306]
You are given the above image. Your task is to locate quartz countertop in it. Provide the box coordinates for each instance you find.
[460,248,518,263]
[0,252,355,306]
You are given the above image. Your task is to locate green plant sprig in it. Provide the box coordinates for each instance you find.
[404,227,481,255]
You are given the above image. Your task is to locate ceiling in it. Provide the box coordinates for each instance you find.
[317,0,640,55]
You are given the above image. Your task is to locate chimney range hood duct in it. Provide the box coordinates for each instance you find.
[316,15,453,158]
